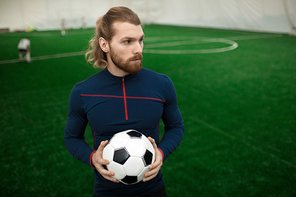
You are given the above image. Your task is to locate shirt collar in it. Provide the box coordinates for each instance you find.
[103,67,141,82]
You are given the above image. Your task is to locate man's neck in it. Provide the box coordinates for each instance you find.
[106,64,128,77]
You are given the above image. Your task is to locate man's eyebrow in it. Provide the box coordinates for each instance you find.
[121,34,145,40]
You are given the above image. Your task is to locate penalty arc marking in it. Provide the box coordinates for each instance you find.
[143,36,238,54]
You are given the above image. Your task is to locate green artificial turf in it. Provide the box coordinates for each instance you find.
[0,25,295,197]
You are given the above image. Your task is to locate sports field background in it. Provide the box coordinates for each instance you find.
[0,25,295,196]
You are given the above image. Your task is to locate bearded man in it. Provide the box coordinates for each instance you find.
[64,6,184,197]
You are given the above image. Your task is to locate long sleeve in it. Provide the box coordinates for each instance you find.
[158,76,184,161]
[64,85,95,167]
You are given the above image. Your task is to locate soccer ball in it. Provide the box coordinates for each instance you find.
[102,129,155,185]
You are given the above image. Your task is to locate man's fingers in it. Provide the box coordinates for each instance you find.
[98,140,108,152]
[148,137,156,146]
[92,153,109,168]
[143,168,158,182]
[142,137,163,183]
[145,158,162,176]
[97,166,119,183]
[91,140,119,183]
[143,160,162,182]
[100,170,118,183]
[98,158,109,166]
[149,160,161,170]
[103,175,119,183]
[145,166,159,177]
[98,167,114,176]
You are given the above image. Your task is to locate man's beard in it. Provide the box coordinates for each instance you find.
[109,48,143,75]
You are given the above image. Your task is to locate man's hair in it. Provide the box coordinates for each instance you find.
[85,6,141,68]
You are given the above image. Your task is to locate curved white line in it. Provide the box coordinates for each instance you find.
[144,37,238,54]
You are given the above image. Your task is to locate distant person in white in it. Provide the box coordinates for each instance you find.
[61,18,67,36]
[18,37,31,63]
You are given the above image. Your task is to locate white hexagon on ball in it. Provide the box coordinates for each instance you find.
[124,157,145,176]
[108,161,126,180]
[102,144,114,162]
[125,138,146,157]
[109,133,131,149]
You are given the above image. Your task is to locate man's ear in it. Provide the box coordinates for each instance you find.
[99,37,109,53]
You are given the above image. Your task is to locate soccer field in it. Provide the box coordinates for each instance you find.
[0,25,295,197]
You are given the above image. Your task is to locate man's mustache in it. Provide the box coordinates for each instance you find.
[129,54,143,61]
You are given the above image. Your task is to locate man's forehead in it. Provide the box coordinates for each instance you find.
[112,21,144,39]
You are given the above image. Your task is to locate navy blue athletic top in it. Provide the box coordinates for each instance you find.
[64,68,184,197]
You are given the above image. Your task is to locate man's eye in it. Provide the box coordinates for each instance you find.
[124,40,131,44]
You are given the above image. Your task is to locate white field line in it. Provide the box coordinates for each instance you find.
[195,118,296,171]
[225,34,283,41]
[32,51,85,60]
[0,34,282,64]
[144,38,238,54]
[0,33,56,37]
[144,39,209,48]
[143,34,282,54]
[0,51,85,64]
[0,32,93,37]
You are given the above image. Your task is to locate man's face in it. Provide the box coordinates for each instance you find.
[108,22,144,74]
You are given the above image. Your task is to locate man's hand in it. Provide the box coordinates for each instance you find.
[143,137,163,182]
[91,140,119,183]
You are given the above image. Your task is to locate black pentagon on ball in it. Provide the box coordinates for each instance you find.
[113,148,130,165]
[127,130,142,138]
[143,149,153,166]
[121,175,138,184]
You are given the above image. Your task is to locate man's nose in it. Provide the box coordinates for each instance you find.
[134,42,143,54]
